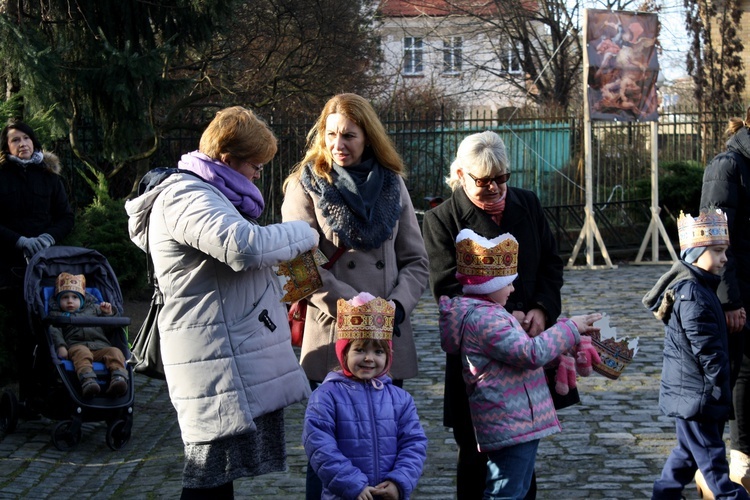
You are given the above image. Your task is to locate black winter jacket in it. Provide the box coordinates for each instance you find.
[701,130,750,315]
[0,153,74,285]
[422,186,564,426]
[643,261,731,421]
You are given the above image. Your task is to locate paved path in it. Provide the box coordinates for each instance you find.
[0,263,713,499]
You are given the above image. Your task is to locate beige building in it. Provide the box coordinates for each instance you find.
[377,0,529,114]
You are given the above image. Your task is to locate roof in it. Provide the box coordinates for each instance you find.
[378,0,498,17]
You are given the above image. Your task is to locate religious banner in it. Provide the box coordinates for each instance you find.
[585,10,660,122]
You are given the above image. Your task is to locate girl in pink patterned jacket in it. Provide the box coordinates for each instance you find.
[438,229,601,499]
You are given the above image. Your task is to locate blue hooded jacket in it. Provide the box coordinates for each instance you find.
[303,371,427,499]
[643,261,731,421]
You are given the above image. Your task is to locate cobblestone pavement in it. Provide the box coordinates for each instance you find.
[0,263,714,499]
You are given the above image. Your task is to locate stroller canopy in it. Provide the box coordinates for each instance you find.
[24,246,125,318]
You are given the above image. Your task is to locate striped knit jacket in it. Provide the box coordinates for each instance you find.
[438,295,581,452]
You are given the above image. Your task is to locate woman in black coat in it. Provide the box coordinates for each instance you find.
[422,131,564,499]
[700,110,750,490]
[0,121,74,408]
[0,121,74,288]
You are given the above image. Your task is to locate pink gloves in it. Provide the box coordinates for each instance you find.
[575,336,602,377]
[555,354,577,395]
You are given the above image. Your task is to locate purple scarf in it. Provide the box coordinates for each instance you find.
[178,151,264,219]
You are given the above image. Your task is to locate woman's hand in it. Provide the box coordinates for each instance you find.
[57,346,68,360]
[726,308,747,333]
[517,308,547,337]
[570,313,603,335]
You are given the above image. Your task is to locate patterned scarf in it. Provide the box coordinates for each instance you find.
[178,151,264,219]
[300,162,402,251]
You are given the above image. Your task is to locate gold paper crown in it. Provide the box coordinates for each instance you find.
[677,209,729,252]
[336,297,395,341]
[55,272,86,298]
[456,236,518,277]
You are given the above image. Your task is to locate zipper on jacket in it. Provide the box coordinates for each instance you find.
[365,383,382,485]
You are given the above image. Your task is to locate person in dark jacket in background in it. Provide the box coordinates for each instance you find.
[701,109,750,491]
[0,120,74,411]
[0,121,74,287]
[422,131,564,499]
[643,209,749,499]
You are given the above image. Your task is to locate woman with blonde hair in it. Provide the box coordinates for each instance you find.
[127,106,318,499]
[282,93,428,498]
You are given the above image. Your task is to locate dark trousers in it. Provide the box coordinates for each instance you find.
[180,482,233,499]
[729,326,750,455]
[652,418,749,499]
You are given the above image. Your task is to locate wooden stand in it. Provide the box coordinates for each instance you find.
[634,121,678,264]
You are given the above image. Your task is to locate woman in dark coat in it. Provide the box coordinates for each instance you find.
[0,121,74,408]
[422,130,564,500]
[700,109,750,490]
[0,121,74,288]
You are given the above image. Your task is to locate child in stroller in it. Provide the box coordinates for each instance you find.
[48,272,129,399]
[0,246,134,451]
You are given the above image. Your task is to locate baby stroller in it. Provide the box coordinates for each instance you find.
[0,246,134,451]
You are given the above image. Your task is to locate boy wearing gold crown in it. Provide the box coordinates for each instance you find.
[302,292,427,500]
[48,272,128,399]
[438,229,601,499]
[643,209,749,499]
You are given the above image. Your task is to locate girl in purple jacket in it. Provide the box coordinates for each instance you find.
[303,293,427,500]
[439,229,601,499]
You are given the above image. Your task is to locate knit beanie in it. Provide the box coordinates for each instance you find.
[55,272,86,310]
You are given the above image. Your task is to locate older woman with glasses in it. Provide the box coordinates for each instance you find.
[422,130,564,500]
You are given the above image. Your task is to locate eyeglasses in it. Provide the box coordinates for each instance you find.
[466,172,511,187]
[249,162,264,172]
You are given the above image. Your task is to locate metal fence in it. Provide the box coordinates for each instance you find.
[66,104,745,254]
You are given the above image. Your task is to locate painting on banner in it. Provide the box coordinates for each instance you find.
[586,10,659,122]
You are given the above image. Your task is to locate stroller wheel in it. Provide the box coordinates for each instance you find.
[0,390,19,434]
[51,420,81,451]
[106,419,131,451]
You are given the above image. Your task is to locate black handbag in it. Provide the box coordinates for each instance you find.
[129,283,165,379]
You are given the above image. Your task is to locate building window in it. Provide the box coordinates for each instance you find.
[499,43,522,74]
[403,37,423,75]
[443,37,462,75]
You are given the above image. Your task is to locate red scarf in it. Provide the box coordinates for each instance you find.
[465,188,506,225]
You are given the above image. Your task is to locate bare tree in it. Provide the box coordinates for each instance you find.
[378,0,584,111]
[683,0,744,161]
[0,0,383,195]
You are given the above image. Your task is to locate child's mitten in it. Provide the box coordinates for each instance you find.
[555,354,577,395]
[575,336,602,377]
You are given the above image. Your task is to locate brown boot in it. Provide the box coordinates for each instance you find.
[79,373,100,399]
[105,373,128,397]
[730,450,750,493]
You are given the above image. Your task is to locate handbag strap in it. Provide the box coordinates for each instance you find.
[322,245,347,270]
